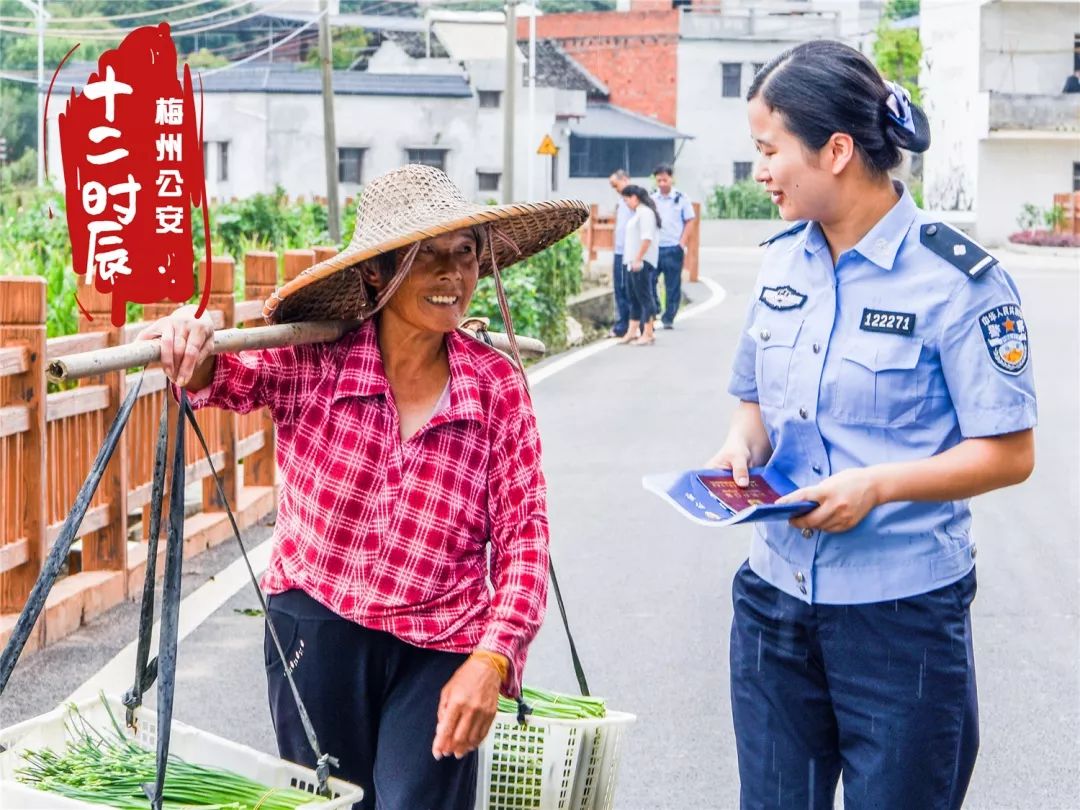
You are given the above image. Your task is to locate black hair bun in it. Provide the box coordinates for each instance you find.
[885,100,931,153]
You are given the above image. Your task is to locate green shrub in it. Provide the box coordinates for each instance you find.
[468,235,584,353]
[706,180,780,220]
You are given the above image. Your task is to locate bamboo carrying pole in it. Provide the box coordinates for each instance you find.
[47,320,547,383]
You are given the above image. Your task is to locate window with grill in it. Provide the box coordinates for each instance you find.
[407,148,447,171]
[477,171,500,192]
[722,63,743,98]
[478,90,501,109]
[1073,161,1080,192]
[338,148,365,184]
[218,141,229,182]
[568,136,675,179]
[733,161,753,182]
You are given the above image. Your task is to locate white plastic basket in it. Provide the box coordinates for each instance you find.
[0,695,364,809]
[476,710,635,810]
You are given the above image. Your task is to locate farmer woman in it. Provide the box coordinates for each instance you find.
[711,41,1037,809]
[140,165,588,809]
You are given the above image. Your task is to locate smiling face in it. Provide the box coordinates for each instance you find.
[368,230,481,334]
[748,95,841,223]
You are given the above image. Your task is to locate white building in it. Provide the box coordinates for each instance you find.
[45,62,479,204]
[675,0,883,205]
[922,0,1080,245]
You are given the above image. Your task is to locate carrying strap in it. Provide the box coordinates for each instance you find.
[0,372,146,699]
[182,399,338,794]
[485,226,591,704]
[143,392,188,810]
[123,403,170,730]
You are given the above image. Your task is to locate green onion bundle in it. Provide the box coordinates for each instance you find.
[498,686,607,720]
[16,699,325,810]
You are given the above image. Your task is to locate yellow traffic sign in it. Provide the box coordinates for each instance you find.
[537,135,559,156]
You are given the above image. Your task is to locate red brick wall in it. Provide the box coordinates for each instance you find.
[517,10,680,127]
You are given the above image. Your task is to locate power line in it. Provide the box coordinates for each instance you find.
[0,0,280,38]
[0,0,224,25]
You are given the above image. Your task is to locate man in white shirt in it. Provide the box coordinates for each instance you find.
[650,164,696,329]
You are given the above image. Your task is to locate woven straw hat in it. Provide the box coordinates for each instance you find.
[263,164,590,324]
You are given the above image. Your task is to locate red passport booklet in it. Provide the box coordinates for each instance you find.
[697,473,785,513]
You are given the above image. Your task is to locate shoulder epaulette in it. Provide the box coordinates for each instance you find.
[919,222,997,280]
[759,221,808,247]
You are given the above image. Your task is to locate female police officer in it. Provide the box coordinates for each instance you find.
[711,41,1037,809]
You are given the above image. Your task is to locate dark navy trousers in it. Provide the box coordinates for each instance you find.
[655,245,685,326]
[612,252,630,336]
[730,562,979,810]
[265,589,477,810]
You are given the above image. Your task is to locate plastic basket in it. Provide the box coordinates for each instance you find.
[0,695,364,809]
[476,710,635,810]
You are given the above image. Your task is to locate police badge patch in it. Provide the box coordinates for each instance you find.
[759,285,808,311]
[978,303,1029,375]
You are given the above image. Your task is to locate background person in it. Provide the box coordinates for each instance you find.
[609,169,634,337]
[650,164,696,329]
[618,184,661,346]
[712,41,1036,810]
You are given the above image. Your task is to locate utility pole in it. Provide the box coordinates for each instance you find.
[502,2,516,205]
[16,0,49,187]
[318,0,341,242]
[527,0,536,200]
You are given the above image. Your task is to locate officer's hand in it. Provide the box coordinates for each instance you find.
[432,657,500,760]
[707,440,752,486]
[779,468,881,533]
[135,304,215,388]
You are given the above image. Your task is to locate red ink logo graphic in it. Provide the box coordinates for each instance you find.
[57,23,211,326]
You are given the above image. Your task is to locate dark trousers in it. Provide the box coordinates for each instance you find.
[265,589,477,810]
[625,261,657,323]
[656,245,685,326]
[612,252,630,335]
[730,562,979,810]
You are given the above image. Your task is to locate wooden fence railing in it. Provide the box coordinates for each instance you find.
[0,247,336,654]
[580,201,702,282]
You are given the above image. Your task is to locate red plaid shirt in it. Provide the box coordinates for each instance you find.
[186,319,549,694]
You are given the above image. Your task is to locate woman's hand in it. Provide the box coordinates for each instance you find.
[135,304,215,388]
[629,260,643,272]
[778,467,882,533]
[431,657,501,760]
[707,438,753,486]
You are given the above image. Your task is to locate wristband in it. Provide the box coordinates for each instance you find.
[470,649,509,684]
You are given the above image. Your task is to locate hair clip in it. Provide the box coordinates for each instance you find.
[883,80,917,137]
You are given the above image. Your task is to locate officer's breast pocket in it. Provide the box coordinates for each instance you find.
[750,318,802,409]
[833,339,925,427]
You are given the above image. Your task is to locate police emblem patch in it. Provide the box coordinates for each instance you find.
[978,303,1029,375]
[759,285,807,311]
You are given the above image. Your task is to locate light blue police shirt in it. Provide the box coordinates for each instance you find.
[614,197,632,255]
[727,183,1037,605]
[651,188,696,248]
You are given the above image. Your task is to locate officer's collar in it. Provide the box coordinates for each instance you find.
[800,181,917,271]
[653,188,679,198]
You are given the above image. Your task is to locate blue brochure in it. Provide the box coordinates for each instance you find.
[642,466,818,527]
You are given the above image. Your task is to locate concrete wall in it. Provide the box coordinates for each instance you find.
[980,2,1078,95]
[921,0,982,211]
[976,137,1080,245]
[675,37,793,205]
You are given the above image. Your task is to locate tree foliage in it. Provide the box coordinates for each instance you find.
[873,0,922,105]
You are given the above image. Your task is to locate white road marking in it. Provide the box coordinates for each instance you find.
[67,274,729,702]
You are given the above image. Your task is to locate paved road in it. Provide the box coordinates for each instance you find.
[2,246,1077,809]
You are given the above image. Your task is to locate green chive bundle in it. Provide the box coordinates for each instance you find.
[15,698,326,810]
[498,686,606,720]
